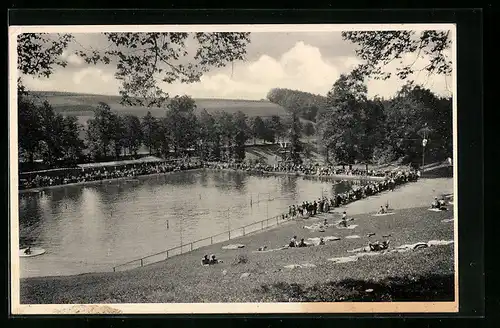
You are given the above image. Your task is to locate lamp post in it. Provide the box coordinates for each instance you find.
[420,123,430,177]
[422,138,427,175]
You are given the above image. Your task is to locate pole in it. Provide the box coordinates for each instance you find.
[422,145,425,175]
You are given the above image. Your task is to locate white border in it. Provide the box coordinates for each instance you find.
[9,23,458,315]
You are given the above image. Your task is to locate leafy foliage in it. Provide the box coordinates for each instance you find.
[267,88,326,122]
[17,33,74,79]
[17,32,251,107]
[18,95,84,166]
[163,95,199,156]
[317,72,452,166]
[341,30,452,81]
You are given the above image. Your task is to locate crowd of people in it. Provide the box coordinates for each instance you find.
[19,161,202,190]
[281,170,418,221]
[203,161,410,178]
[19,157,418,194]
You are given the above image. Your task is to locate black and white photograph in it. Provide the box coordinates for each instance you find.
[9,24,457,314]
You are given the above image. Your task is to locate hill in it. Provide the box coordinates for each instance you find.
[29,91,296,126]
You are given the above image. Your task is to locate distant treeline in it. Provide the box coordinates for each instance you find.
[266,78,452,168]
[18,93,308,170]
[18,76,452,171]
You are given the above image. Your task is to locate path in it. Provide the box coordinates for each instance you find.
[336,178,454,215]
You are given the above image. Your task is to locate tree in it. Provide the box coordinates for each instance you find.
[85,102,116,159]
[358,98,386,169]
[382,84,452,165]
[214,111,235,161]
[37,102,65,166]
[122,115,143,156]
[142,111,159,155]
[164,95,199,156]
[317,72,367,165]
[267,115,285,144]
[233,111,250,162]
[18,96,44,165]
[250,116,266,145]
[198,109,219,161]
[341,30,452,81]
[261,119,276,143]
[109,114,127,159]
[289,111,303,165]
[18,32,251,107]
[60,116,85,164]
[267,88,326,122]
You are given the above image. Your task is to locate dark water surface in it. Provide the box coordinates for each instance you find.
[19,169,362,278]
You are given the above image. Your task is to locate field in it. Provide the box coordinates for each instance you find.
[30,91,295,127]
[20,178,455,304]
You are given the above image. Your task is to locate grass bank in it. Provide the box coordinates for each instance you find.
[21,203,454,303]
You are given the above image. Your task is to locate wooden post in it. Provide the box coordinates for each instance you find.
[229,231,231,240]
[211,236,213,244]
[190,243,193,251]
[140,259,143,267]
[167,250,169,259]
[243,227,245,236]
[261,221,264,230]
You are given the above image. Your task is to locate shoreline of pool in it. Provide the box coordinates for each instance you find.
[18,168,386,194]
[19,176,451,281]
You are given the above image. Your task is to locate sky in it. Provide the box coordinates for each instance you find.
[21,31,453,100]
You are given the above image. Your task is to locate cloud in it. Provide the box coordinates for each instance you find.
[22,36,452,100]
[22,67,119,96]
[72,67,113,85]
[61,51,84,66]
[162,41,344,99]
[162,40,451,100]
[67,54,84,66]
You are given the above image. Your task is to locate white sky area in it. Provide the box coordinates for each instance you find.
[21,31,453,100]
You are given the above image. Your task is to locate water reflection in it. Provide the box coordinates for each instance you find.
[19,169,362,277]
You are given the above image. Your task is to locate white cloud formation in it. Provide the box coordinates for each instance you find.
[72,67,113,85]
[67,54,84,66]
[61,51,84,66]
[22,39,452,100]
[162,41,343,99]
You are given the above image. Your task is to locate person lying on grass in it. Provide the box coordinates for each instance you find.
[201,255,210,266]
[431,197,448,210]
[209,254,223,264]
[348,240,390,253]
[377,206,387,214]
[369,240,390,252]
[298,238,309,247]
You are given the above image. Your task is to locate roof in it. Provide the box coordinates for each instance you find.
[77,156,164,169]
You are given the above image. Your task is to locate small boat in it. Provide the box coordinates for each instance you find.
[19,247,46,257]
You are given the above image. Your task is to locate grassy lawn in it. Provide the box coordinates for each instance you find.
[21,205,454,304]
